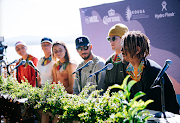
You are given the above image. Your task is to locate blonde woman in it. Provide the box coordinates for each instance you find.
[37,37,55,87]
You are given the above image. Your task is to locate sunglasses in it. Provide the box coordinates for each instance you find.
[107,36,120,42]
[77,46,89,52]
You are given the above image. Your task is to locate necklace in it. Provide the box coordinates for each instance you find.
[41,55,52,66]
[55,61,69,72]
[126,59,145,81]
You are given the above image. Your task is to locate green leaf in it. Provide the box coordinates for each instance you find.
[129,107,139,118]
[137,110,150,117]
[110,84,122,90]
[114,112,124,118]
[122,75,131,90]
[133,91,145,101]
[144,100,154,106]
[127,80,137,92]
[143,115,153,121]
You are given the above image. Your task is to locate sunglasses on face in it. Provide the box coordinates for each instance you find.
[107,36,120,42]
[77,46,89,52]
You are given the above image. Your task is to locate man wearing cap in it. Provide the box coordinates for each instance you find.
[73,36,106,95]
[15,40,38,87]
[103,23,129,92]
[37,37,55,87]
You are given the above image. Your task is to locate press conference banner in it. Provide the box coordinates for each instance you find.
[79,0,180,94]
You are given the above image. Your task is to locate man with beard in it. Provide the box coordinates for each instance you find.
[73,36,106,95]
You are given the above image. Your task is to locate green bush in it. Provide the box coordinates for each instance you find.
[0,75,153,123]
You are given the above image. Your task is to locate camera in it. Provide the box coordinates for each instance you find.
[0,37,8,60]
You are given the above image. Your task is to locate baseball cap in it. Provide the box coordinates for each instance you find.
[75,36,91,49]
[41,37,52,44]
[15,40,27,47]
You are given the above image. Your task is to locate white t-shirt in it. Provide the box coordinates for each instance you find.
[37,58,55,85]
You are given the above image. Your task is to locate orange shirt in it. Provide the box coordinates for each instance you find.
[16,54,38,87]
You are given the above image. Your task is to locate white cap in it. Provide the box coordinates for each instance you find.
[15,40,27,47]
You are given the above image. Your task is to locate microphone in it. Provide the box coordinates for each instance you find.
[88,63,113,78]
[28,60,40,74]
[151,59,172,88]
[72,60,93,75]
[11,60,26,71]
[3,59,19,68]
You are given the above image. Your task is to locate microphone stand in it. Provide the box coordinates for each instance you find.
[16,68,19,82]
[6,65,11,76]
[79,70,82,92]
[153,77,175,118]
[35,71,38,87]
[95,74,99,90]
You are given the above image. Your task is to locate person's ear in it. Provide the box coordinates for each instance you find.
[136,46,141,54]
[90,44,92,49]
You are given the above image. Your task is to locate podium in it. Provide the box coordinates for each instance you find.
[0,94,35,123]
[147,110,180,123]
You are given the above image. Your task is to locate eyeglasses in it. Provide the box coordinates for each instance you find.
[107,36,120,42]
[16,46,26,52]
[77,46,89,52]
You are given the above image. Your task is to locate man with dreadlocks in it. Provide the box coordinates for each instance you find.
[121,31,179,114]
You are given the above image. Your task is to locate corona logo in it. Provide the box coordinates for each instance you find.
[103,9,120,25]
[108,9,115,16]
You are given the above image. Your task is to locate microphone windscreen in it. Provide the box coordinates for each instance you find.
[14,59,19,63]
[21,60,26,65]
[87,60,93,65]
[107,63,113,70]
[165,59,172,66]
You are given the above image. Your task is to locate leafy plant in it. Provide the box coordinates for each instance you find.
[106,75,154,123]
[0,75,154,123]
[78,75,153,123]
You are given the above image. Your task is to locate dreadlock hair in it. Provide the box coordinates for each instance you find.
[52,41,70,62]
[121,31,150,59]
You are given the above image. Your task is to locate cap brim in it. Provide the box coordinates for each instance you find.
[76,43,90,49]
[41,41,52,44]
[15,43,27,47]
